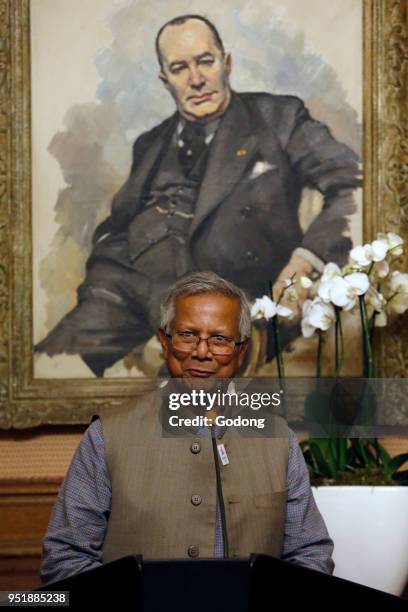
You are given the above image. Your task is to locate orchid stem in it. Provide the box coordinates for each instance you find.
[316,329,322,391]
[333,308,342,470]
[334,307,342,378]
[272,315,286,419]
[269,280,286,418]
[359,294,378,463]
[272,316,285,379]
[359,295,374,379]
[338,309,344,373]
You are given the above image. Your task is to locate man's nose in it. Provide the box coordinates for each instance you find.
[193,338,212,360]
[188,65,205,88]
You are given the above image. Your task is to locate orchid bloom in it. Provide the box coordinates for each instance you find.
[301,298,336,338]
[376,232,404,257]
[321,262,342,282]
[318,272,369,310]
[387,271,408,314]
[366,285,386,312]
[372,259,389,280]
[317,263,342,302]
[389,270,408,293]
[283,285,298,302]
[370,239,389,262]
[250,295,294,320]
[350,244,374,267]
[350,240,388,268]
[299,276,313,289]
[365,286,387,326]
[387,233,404,256]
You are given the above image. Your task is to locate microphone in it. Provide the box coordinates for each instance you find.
[208,410,229,559]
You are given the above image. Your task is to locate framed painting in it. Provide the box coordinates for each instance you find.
[0,0,407,427]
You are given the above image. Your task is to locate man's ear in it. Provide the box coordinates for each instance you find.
[159,70,170,91]
[158,327,169,358]
[223,52,232,77]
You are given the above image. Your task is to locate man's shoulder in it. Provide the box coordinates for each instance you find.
[90,389,158,426]
[238,90,305,119]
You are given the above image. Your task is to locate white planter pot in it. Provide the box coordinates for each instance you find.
[312,486,408,596]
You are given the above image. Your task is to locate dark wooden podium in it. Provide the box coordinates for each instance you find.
[36,554,407,610]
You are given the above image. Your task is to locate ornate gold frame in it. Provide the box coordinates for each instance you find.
[0,0,407,428]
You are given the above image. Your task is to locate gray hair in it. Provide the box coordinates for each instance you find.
[160,271,251,341]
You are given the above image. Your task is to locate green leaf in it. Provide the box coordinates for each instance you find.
[309,439,335,478]
[302,449,319,478]
[388,453,408,473]
[392,470,408,485]
[335,438,348,472]
[349,439,376,467]
[366,439,390,468]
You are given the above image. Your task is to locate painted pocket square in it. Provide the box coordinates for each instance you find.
[249,161,277,180]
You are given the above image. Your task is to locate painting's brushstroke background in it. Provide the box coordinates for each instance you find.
[31,0,362,377]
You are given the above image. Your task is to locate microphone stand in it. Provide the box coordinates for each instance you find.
[209,418,229,559]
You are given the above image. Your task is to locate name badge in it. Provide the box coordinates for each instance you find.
[217,444,229,466]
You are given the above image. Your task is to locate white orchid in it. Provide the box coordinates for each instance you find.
[373,311,388,327]
[388,294,408,315]
[372,260,389,279]
[376,232,404,257]
[283,285,298,302]
[387,233,404,256]
[321,262,342,282]
[389,270,408,293]
[350,244,374,267]
[301,298,336,338]
[251,296,275,319]
[250,295,294,320]
[301,300,315,338]
[318,263,343,303]
[366,285,386,312]
[370,239,389,262]
[386,271,408,315]
[280,275,312,301]
[365,286,387,326]
[350,240,388,268]
[299,276,313,289]
[318,272,369,310]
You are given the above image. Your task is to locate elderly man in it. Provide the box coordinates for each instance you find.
[39,271,334,585]
[34,14,361,376]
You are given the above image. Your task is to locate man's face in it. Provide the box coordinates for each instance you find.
[158,293,248,379]
[158,19,232,122]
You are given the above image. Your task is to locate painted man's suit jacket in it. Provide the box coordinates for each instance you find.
[92,90,361,299]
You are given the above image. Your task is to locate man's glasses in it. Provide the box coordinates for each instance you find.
[164,331,245,356]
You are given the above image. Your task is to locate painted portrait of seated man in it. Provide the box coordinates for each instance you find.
[35,14,361,377]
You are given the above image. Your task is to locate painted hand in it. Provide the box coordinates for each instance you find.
[272,255,314,324]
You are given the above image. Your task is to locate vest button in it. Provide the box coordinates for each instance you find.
[187,545,199,558]
[190,441,201,454]
[191,494,202,506]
